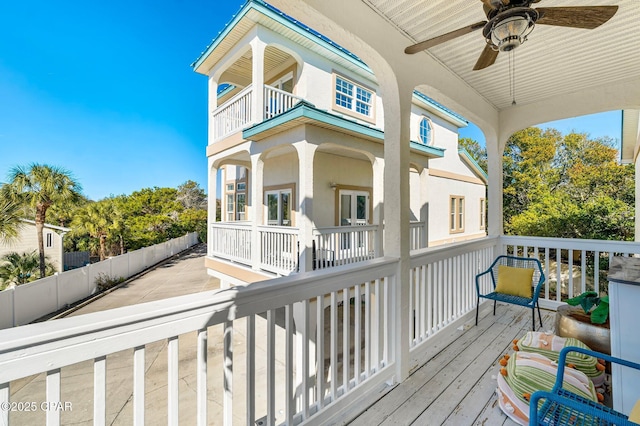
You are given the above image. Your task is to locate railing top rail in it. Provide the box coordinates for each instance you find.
[409,221,425,226]
[410,236,499,268]
[313,224,380,234]
[0,257,399,382]
[212,84,253,116]
[210,222,252,230]
[500,235,640,252]
[257,225,300,234]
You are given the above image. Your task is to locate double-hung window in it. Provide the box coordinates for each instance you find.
[450,196,465,233]
[265,189,292,226]
[334,74,374,120]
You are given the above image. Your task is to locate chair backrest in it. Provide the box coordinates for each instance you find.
[490,255,545,294]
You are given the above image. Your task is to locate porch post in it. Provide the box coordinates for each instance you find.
[372,158,385,256]
[382,80,413,383]
[419,167,429,248]
[293,141,317,273]
[208,161,218,257]
[208,76,218,144]
[485,134,504,238]
[250,153,264,270]
[250,36,267,124]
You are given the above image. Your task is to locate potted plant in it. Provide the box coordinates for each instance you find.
[566,291,609,324]
[555,291,611,354]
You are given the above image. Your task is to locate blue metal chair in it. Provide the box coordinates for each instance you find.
[530,346,640,425]
[475,255,545,331]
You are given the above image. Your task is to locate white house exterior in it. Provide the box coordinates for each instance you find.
[0,219,69,273]
[194,0,487,285]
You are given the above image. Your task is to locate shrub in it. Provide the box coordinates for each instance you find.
[95,273,125,292]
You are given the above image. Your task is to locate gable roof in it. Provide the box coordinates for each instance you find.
[19,219,71,233]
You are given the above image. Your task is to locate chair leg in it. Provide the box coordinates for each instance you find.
[537,300,543,328]
[475,297,480,325]
[532,307,536,331]
[493,300,497,316]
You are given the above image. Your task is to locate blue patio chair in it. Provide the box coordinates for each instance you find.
[530,346,640,425]
[475,255,545,331]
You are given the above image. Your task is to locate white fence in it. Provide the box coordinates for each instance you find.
[0,233,198,329]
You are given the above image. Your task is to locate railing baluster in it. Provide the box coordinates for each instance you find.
[46,369,61,426]
[568,249,574,298]
[364,281,371,377]
[594,250,601,294]
[343,286,350,393]
[0,383,8,426]
[302,300,310,420]
[285,304,295,426]
[316,295,325,409]
[556,249,562,301]
[267,310,276,426]
[133,346,145,425]
[354,284,361,385]
[198,329,208,426]
[168,336,179,425]
[94,356,106,426]
[330,291,338,400]
[581,250,587,294]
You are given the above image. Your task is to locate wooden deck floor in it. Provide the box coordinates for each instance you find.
[349,303,556,426]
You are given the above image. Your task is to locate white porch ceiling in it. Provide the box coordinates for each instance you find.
[270,0,640,142]
[364,0,640,110]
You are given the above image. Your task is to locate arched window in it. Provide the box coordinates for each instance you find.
[419,117,432,145]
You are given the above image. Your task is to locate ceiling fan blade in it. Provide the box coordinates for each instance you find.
[536,6,618,29]
[473,44,499,71]
[405,21,486,54]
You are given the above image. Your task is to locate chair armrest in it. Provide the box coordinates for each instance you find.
[530,390,636,426]
[554,346,640,392]
[475,269,493,295]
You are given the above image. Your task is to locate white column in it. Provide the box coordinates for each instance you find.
[250,37,267,124]
[208,76,219,145]
[636,157,640,241]
[294,141,317,273]
[382,80,413,383]
[419,168,429,248]
[486,135,504,237]
[372,158,384,256]
[208,161,219,257]
[250,154,264,270]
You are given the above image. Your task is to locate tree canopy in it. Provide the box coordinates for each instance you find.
[460,127,634,241]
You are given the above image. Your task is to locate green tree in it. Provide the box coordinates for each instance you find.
[177,180,207,210]
[0,198,22,244]
[0,251,55,290]
[71,199,121,261]
[459,137,487,172]
[2,164,82,277]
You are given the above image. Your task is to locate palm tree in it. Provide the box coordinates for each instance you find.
[71,199,119,261]
[2,164,82,278]
[0,198,22,244]
[0,251,42,289]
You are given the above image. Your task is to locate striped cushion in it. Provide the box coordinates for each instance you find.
[516,331,605,386]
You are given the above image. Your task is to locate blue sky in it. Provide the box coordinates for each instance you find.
[0,0,622,200]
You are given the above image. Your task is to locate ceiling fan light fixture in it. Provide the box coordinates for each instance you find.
[489,12,536,52]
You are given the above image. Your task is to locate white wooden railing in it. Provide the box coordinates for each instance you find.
[211,84,303,142]
[313,225,380,270]
[258,225,299,275]
[212,85,254,141]
[500,236,640,308]
[210,222,252,265]
[409,221,427,251]
[264,85,303,120]
[408,237,498,353]
[0,259,397,426]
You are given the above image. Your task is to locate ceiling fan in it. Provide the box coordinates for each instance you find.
[404,0,618,71]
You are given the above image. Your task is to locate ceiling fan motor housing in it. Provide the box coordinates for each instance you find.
[484,7,538,52]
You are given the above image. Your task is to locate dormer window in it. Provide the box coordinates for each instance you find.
[333,73,375,123]
[419,117,432,145]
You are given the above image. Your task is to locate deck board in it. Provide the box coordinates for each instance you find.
[350,304,555,426]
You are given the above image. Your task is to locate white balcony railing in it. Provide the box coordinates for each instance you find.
[500,235,640,308]
[409,221,427,251]
[264,85,303,120]
[210,222,252,265]
[0,258,398,426]
[212,85,254,141]
[313,225,380,270]
[211,84,304,142]
[258,225,299,275]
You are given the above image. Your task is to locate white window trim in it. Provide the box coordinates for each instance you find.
[265,188,293,227]
[332,72,376,124]
[450,195,465,234]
